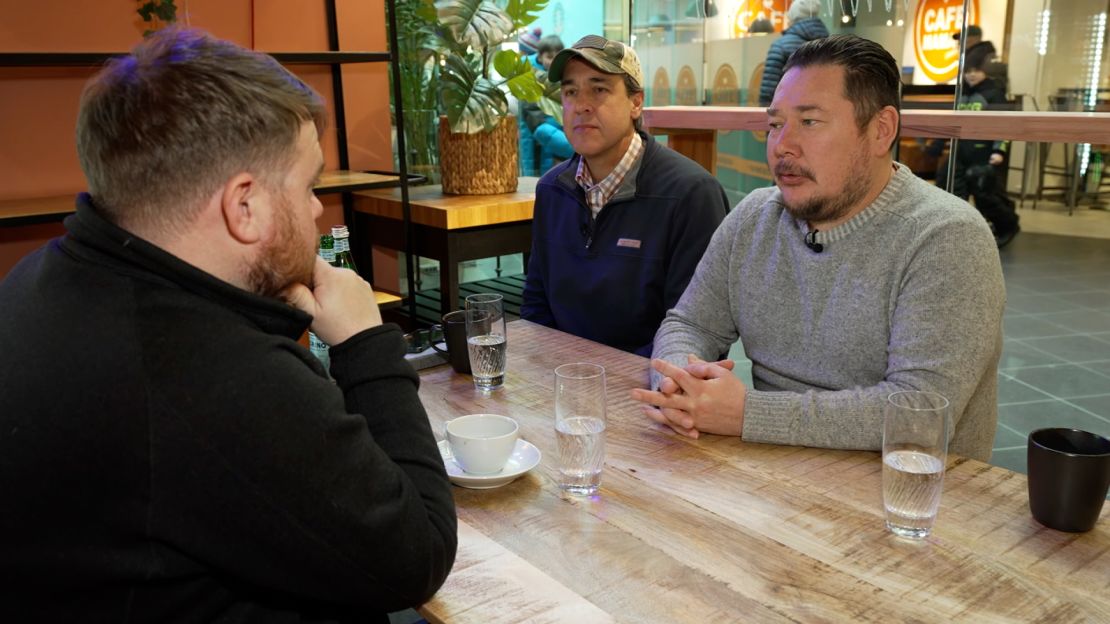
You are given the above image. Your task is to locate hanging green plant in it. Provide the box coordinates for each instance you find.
[137,0,178,36]
[430,0,550,134]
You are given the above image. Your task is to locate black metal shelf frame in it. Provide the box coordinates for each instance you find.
[0,1,418,321]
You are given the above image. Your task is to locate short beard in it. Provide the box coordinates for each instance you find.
[781,171,870,224]
[246,194,315,299]
[776,139,871,224]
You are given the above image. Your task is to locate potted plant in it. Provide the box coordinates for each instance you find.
[392,0,441,184]
[431,0,550,194]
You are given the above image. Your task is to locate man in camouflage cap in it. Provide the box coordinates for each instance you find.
[522,35,728,356]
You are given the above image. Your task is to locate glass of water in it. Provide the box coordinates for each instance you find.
[554,363,607,496]
[464,293,507,392]
[882,390,950,539]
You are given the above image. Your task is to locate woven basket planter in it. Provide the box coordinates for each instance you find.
[438,115,519,195]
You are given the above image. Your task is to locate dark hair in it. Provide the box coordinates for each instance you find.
[537,35,564,57]
[76,27,326,232]
[782,35,901,151]
[623,74,645,132]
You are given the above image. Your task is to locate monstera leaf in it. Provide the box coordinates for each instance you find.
[504,0,548,31]
[441,54,509,133]
[493,50,544,102]
[536,71,563,125]
[436,0,514,51]
[430,0,551,134]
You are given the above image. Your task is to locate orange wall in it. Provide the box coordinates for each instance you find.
[0,0,391,278]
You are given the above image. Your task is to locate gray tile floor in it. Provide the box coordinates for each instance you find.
[452,231,1110,475]
[990,232,1110,474]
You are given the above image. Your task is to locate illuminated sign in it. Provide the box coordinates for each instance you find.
[732,0,788,38]
[913,0,980,83]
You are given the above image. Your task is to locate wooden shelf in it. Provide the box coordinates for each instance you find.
[0,51,390,67]
[0,171,408,225]
[0,195,74,226]
[374,290,403,309]
[314,171,400,194]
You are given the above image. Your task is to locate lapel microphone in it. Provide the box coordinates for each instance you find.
[804,230,824,253]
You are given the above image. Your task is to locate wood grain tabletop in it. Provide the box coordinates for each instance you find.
[416,320,1110,623]
[352,177,538,230]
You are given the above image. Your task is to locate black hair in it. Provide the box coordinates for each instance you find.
[537,35,565,57]
[783,35,901,151]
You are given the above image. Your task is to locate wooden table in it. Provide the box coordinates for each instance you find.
[416,320,1110,623]
[352,178,537,315]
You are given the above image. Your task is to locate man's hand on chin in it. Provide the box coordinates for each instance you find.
[283,256,382,346]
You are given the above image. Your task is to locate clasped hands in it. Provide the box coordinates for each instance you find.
[629,355,746,439]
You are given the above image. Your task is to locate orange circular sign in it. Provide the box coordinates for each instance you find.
[732,0,787,38]
[913,0,979,83]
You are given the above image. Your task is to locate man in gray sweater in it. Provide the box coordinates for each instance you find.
[631,35,1004,462]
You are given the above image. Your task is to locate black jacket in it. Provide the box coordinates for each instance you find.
[758,17,830,106]
[0,196,456,622]
[522,132,729,356]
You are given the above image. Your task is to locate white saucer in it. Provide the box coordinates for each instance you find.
[438,439,541,489]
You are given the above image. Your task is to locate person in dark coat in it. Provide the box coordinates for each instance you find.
[758,0,829,106]
[935,60,1020,247]
[954,25,997,76]
[0,27,457,622]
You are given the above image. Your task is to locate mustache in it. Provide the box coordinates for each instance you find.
[774,163,816,181]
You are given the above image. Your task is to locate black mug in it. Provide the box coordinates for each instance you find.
[1027,428,1110,533]
[431,310,470,374]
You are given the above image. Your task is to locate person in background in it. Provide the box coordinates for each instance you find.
[758,0,828,106]
[522,35,729,357]
[632,35,1004,463]
[933,57,1020,247]
[954,25,996,76]
[518,27,544,176]
[523,35,574,176]
[0,28,456,622]
[749,16,775,34]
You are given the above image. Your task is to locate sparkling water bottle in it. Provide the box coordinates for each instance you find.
[309,234,335,369]
[331,225,357,272]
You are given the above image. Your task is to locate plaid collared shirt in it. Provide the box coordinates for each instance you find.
[575,132,644,218]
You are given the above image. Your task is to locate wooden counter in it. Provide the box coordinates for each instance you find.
[417,321,1110,623]
[352,177,537,230]
[351,179,538,315]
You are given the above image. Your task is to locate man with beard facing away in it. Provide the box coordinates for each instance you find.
[632,35,1004,463]
[0,28,456,622]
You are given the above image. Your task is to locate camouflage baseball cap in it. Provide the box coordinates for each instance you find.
[547,35,643,90]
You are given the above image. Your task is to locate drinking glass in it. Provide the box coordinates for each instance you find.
[882,391,950,539]
[554,363,607,496]
[464,293,507,392]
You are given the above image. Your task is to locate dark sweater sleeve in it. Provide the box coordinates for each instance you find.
[521,195,556,327]
[662,176,729,318]
[149,323,456,614]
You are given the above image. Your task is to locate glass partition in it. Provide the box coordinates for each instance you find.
[630,0,1110,208]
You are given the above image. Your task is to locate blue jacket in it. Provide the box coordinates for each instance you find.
[758,17,829,106]
[522,132,729,356]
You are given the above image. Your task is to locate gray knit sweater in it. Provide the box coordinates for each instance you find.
[652,164,1004,461]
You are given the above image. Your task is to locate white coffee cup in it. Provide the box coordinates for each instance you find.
[446,414,519,475]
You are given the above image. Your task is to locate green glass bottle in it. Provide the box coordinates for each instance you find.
[318,233,336,265]
[309,234,335,369]
[331,225,357,272]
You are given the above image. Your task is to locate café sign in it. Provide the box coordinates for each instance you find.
[732,0,787,37]
[913,0,980,83]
